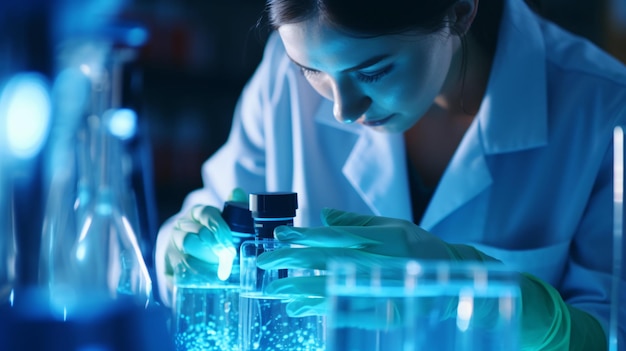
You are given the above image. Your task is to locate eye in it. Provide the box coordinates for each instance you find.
[356,65,393,83]
[299,66,321,79]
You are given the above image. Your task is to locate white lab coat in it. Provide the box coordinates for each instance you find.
[156,0,626,344]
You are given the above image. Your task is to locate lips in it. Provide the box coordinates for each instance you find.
[361,114,394,126]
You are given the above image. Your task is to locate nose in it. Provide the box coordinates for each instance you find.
[331,80,372,124]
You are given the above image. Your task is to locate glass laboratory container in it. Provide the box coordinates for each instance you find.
[39,29,152,310]
[326,259,521,351]
[173,200,255,351]
[71,107,152,306]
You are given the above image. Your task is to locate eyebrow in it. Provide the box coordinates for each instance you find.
[287,54,391,73]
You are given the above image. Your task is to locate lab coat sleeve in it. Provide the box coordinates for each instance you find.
[154,33,291,305]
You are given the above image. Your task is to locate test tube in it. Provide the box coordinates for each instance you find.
[611,126,624,351]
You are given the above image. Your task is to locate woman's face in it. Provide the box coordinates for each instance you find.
[278,18,461,133]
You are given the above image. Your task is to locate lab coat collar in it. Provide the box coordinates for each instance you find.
[478,0,548,154]
[314,101,413,220]
[342,129,413,220]
[422,0,549,228]
[420,121,492,229]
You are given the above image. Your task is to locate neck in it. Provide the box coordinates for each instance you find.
[434,33,493,117]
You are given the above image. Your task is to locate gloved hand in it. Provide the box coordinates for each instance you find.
[257,208,607,350]
[160,188,248,303]
[256,207,496,320]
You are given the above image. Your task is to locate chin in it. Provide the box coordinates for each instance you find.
[370,124,407,134]
[374,119,415,133]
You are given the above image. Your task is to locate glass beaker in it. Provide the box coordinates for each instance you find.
[172,201,255,351]
[173,260,241,351]
[326,259,521,351]
[239,239,326,351]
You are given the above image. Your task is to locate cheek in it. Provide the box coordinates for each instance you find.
[375,67,441,110]
[306,77,334,101]
[400,50,452,104]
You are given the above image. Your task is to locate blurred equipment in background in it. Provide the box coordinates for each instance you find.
[0,0,171,349]
[38,25,153,309]
[0,0,53,298]
[126,0,269,223]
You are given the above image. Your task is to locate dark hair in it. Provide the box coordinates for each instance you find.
[264,0,503,55]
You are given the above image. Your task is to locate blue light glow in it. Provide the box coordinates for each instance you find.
[0,74,51,158]
[107,108,137,140]
[126,26,149,47]
[216,247,236,281]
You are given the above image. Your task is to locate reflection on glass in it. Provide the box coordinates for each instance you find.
[327,259,521,351]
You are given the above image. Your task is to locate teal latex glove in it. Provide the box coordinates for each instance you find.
[257,208,496,319]
[257,208,607,350]
[162,188,248,290]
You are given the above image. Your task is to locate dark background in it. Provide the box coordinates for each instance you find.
[124,0,270,223]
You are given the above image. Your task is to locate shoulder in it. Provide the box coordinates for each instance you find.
[541,19,626,98]
[256,32,299,83]
[259,32,290,69]
[244,32,311,103]
[539,21,626,124]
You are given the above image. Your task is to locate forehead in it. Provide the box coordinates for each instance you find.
[277,19,411,69]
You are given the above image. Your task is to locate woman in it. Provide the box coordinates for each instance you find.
[156,0,626,349]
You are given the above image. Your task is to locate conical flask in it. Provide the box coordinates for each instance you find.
[39,41,152,312]
[70,106,152,308]
[38,65,91,303]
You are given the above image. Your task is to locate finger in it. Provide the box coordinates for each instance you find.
[321,208,408,227]
[256,246,394,270]
[274,225,441,259]
[182,234,220,264]
[264,275,327,297]
[185,231,236,281]
[171,218,204,256]
[273,225,382,247]
[229,187,248,203]
[286,297,327,317]
[190,205,234,248]
[174,217,203,233]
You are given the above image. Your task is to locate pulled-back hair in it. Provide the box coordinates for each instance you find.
[268,0,455,35]
[265,0,503,55]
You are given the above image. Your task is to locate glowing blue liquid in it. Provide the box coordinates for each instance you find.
[173,285,240,351]
[327,285,520,351]
[239,293,325,351]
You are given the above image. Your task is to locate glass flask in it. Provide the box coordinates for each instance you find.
[326,259,521,351]
[172,200,255,351]
[70,107,152,307]
[38,62,91,308]
[38,38,152,312]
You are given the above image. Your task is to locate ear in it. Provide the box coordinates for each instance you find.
[449,0,479,35]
